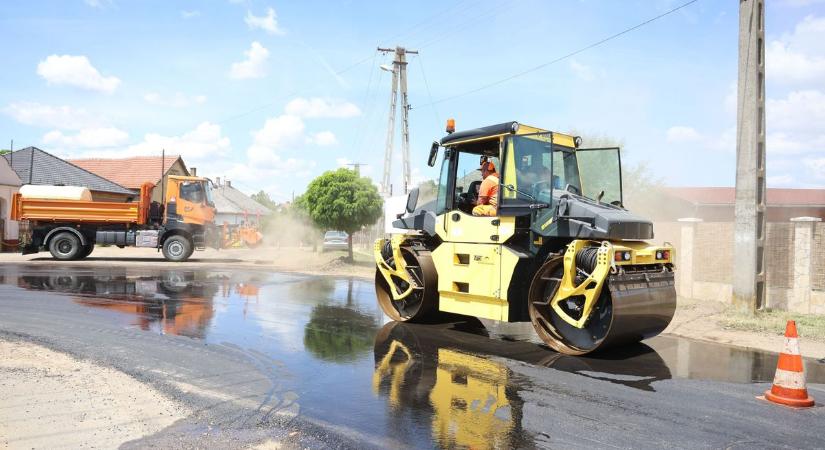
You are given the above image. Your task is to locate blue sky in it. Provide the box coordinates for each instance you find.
[1,0,824,200]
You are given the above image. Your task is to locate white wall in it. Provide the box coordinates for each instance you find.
[0,185,19,241]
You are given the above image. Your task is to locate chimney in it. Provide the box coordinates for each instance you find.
[226,180,232,188]
[191,167,197,176]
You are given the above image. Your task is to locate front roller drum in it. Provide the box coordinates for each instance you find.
[375,248,438,322]
[528,257,676,355]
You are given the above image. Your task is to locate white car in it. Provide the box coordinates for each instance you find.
[322,231,349,252]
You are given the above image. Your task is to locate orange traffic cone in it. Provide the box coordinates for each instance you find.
[764,320,815,408]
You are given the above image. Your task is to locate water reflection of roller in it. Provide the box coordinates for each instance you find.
[373,321,532,449]
[17,271,220,338]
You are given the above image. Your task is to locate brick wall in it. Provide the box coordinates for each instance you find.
[766,223,794,289]
[813,223,825,291]
[693,222,734,284]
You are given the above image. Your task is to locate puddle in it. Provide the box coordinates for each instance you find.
[2,264,823,448]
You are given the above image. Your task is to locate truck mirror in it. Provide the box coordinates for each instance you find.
[406,188,419,214]
[427,142,439,167]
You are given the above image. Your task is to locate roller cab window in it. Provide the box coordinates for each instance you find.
[576,147,623,206]
[501,133,581,210]
[435,140,501,216]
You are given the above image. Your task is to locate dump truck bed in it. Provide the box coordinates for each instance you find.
[11,194,143,225]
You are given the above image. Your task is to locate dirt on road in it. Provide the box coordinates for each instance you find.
[0,339,188,449]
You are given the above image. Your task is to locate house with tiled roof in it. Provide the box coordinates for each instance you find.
[68,155,190,203]
[3,147,136,202]
[212,179,272,226]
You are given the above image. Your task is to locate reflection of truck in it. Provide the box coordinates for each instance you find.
[11,175,218,262]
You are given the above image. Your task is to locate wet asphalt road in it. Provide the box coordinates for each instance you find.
[0,264,824,449]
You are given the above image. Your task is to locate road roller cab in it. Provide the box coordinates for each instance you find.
[375,120,677,355]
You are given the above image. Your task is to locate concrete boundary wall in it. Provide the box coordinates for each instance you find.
[663,217,824,314]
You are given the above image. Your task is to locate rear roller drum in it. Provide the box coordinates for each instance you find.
[375,248,438,322]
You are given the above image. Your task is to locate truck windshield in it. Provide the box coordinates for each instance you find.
[501,134,583,204]
[180,181,205,204]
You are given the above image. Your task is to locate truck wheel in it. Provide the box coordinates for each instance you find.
[49,232,82,261]
[162,235,192,262]
[74,244,94,260]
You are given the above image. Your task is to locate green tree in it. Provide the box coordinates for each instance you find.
[0,150,10,156]
[251,190,278,211]
[297,168,383,261]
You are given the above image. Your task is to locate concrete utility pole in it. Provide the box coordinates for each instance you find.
[733,0,767,313]
[346,163,367,176]
[378,46,417,196]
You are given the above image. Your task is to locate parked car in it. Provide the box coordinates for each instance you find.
[322,231,349,252]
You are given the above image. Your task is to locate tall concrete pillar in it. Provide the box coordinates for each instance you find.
[790,217,820,314]
[677,218,702,300]
[733,0,767,313]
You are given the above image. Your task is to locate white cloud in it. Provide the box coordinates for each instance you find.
[229,41,269,80]
[768,41,825,85]
[284,97,361,118]
[336,157,352,167]
[767,15,825,86]
[247,115,305,167]
[665,126,702,143]
[37,54,121,93]
[307,131,337,146]
[43,127,129,149]
[84,0,111,8]
[127,122,231,161]
[804,157,825,180]
[245,7,284,35]
[3,102,101,130]
[569,60,595,81]
[767,90,825,131]
[181,10,200,19]
[143,92,207,108]
[779,0,825,8]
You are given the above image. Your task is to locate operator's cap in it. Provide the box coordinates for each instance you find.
[478,156,496,172]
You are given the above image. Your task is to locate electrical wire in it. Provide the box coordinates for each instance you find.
[349,49,380,151]
[418,0,701,107]
[415,54,442,131]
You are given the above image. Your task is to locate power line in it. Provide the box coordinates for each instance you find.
[419,0,701,107]
[415,54,441,131]
[216,53,376,126]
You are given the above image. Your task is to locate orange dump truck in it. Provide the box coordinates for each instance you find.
[11,175,219,262]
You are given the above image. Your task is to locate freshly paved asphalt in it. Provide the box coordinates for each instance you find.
[0,264,823,449]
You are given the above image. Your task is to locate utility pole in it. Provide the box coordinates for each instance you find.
[346,163,367,176]
[378,46,417,196]
[733,0,767,314]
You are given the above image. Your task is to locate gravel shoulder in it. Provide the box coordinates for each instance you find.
[0,338,187,449]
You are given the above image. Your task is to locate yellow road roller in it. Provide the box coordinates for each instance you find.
[374,121,676,355]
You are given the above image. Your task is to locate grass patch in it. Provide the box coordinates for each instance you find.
[720,309,825,341]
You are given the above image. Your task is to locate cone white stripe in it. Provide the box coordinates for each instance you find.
[781,337,800,356]
[772,368,807,390]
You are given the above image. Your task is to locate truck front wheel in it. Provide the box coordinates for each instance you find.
[49,232,82,261]
[162,235,193,262]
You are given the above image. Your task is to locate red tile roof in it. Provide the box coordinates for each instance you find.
[68,155,184,190]
[664,187,825,206]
